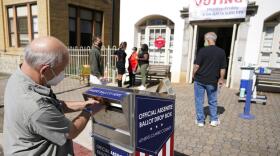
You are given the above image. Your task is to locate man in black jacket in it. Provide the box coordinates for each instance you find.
[89,36,103,84]
[193,32,227,127]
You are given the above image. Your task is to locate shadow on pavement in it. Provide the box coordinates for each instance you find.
[124,79,161,89]
[203,106,225,118]
[175,150,189,156]
[146,80,161,88]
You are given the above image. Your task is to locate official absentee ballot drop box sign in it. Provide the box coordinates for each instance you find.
[83,85,175,156]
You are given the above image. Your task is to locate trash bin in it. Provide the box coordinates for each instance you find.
[83,85,176,156]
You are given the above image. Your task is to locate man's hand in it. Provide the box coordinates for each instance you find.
[61,99,99,113]
[66,99,103,139]
[218,78,224,88]
[85,99,99,106]
[84,98,107,115]
[84,99,99,107]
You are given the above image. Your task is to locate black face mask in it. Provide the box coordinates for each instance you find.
[97,42,102,48]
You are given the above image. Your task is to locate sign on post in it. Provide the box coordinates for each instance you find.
[189,0,248,21]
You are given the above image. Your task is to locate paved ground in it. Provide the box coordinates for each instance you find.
[1,75,280,155]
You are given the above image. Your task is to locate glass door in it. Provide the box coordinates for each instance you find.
[146,26,173,65]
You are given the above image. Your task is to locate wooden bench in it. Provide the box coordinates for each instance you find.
[136,64,171,81]
[256,68,280,93]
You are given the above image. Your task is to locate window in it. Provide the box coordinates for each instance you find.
[94,12,102,37]
[137,17,174,65]
[31,5,38,39]
[169,28,174,65]
[7,7,15,47]
[261,26,274,52]
[68,6,103,47]
[17,6,28,46]
[148,19,167,25]
[69,7,77,46]
[259,52,271,67]
[140,28,145,45]
[80,9,92,47]
[277,53,280,64]
[7,3,38,47]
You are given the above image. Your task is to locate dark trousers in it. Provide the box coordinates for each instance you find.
[129,72,135,86]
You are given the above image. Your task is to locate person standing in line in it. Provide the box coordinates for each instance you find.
[193,32,227,127]
[89,36,103,84]
[128,47,138,87]
[114,42,127,87]
[137,44,149,90]
[3,36,102,155]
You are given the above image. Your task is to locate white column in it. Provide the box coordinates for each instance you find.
[170,20,184,83]
[188,25,198,83]
[226,24,237,87]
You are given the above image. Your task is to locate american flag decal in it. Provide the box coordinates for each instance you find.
[135,133,174,156]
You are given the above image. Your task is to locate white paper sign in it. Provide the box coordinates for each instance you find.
[189,0,248,21]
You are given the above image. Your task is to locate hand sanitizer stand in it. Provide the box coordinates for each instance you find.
[239,67,255,119]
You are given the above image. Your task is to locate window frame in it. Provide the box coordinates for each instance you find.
[68,5,103,47]
[31,4,38,39]
[6,3,37,47]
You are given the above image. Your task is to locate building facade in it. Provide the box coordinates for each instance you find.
[0,0,120,73]
[120,0,280,88]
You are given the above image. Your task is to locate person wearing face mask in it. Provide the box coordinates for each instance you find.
[114,41,127,87]
[89,36,104,84]
[3,36,102,155]
[137,44,149,90]
[192,32,227,127]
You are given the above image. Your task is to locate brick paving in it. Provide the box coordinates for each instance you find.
[173,84,280,156]
[1,77,280,155]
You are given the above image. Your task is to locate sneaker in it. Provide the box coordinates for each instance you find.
[195,120,204,127]
[138,85,146,90]
[197,123,204,127]
[210,120,220,127]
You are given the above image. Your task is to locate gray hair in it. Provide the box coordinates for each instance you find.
[205,32,217,41]
[24,45,66,69]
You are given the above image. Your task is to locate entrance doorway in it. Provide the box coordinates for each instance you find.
[136,16,174,65]
[196,26,234,79]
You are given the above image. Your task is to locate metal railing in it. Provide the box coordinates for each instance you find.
[65,46,118,83]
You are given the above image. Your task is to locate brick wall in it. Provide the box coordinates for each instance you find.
[49,0,113,46]
[0,0,39,73]
[0,0,117,73]
[0,53,23,73]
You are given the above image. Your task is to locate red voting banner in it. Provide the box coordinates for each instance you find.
[154,36,166,49]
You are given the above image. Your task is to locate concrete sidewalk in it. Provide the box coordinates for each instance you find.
[56,79,280,155]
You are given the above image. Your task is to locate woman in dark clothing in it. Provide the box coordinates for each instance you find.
[114,41,127,87]
[137,44,149,90]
